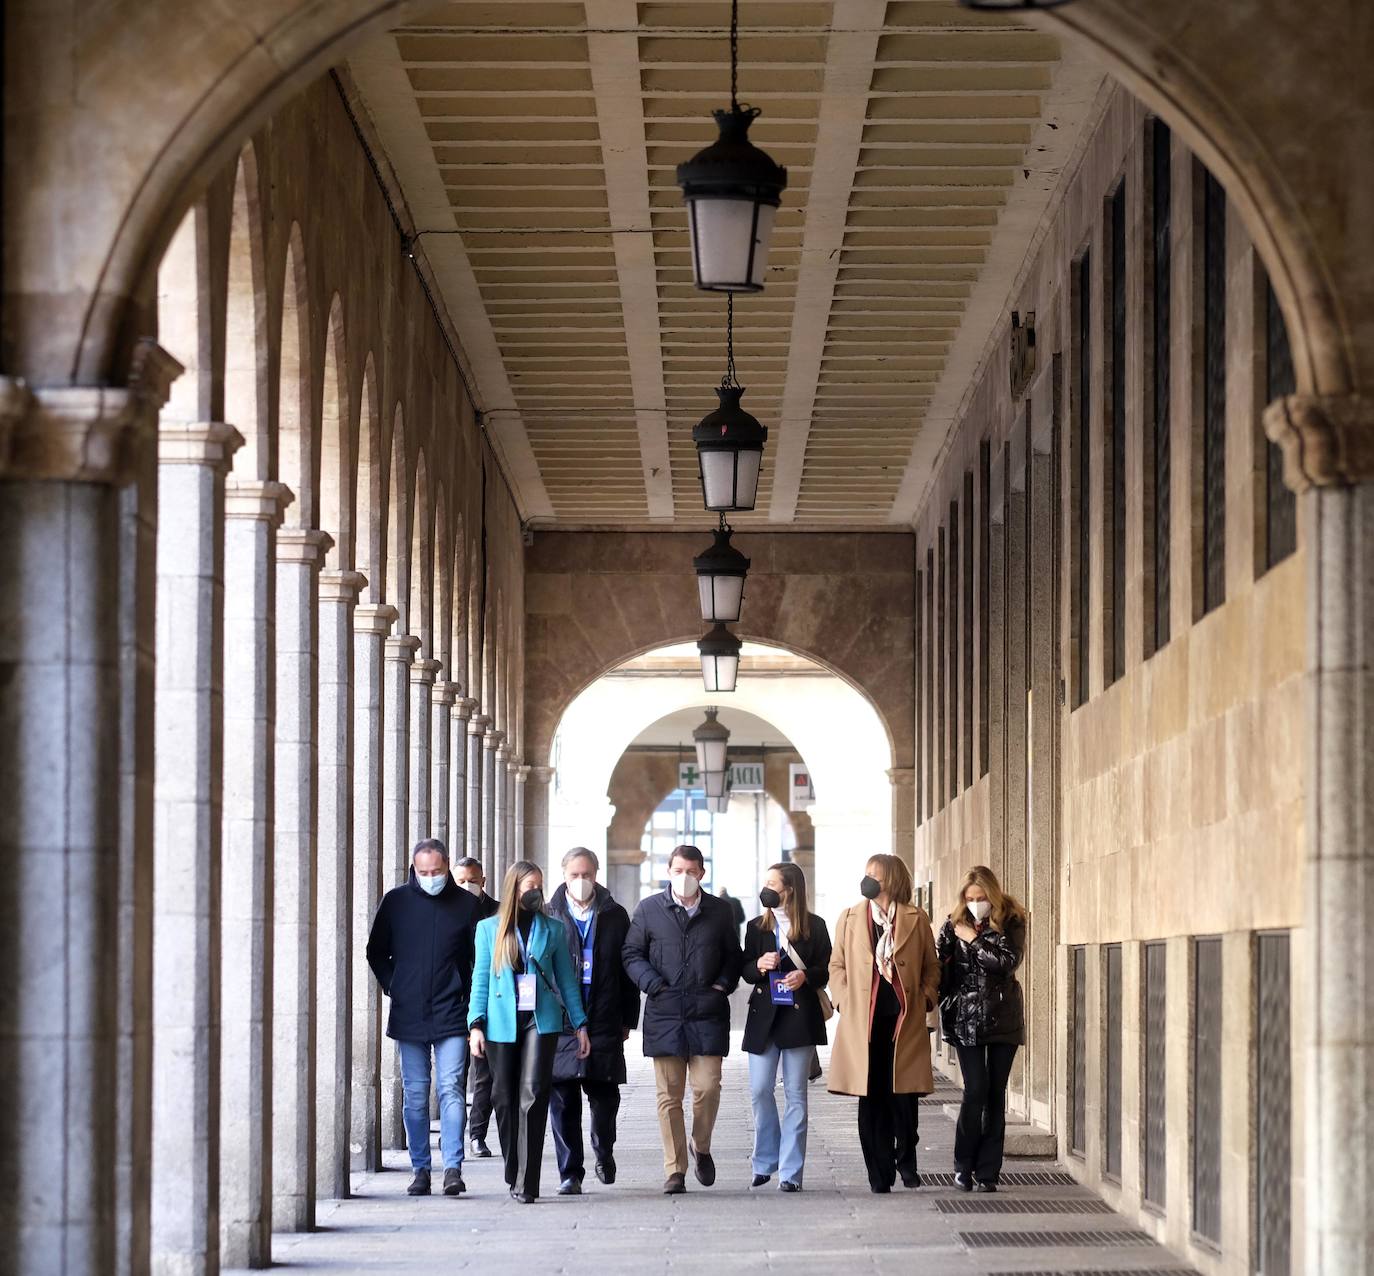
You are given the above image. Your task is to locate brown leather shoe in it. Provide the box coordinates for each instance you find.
[663,1172,687,1195]
[691,1148,716,1187]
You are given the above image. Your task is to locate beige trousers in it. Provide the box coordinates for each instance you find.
[652,1055,723,1177]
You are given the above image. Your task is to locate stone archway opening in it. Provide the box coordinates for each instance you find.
[540,640,893,925]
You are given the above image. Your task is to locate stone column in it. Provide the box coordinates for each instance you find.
[450,698,476,858]
[466,713,490,863]
[408,658,441,845]
[505,758,518,871]
[1264,394,1374,1276]
[607,847,646,911]
[150,419,241,1276]
[514,765,530,867]
[524,765,555,867]
[349,603,397,1174]
[483,728,504,879]
[493,740,511,881]
[887,767,915,869]
[272,527,331,1233]
[219,478,292,1268]
[380,631,419,1149]
[431,682,458,848]
[315,568,366,1203]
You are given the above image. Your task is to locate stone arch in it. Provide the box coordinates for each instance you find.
[383,404,408,622]
[355,352,383,604]
[156,202,213,423]
[276,222,314,528]
[448,516,467,694]
[409,447,432,658]
[433,484,451,675]
[318,293,351,569]
[223,143,271,479]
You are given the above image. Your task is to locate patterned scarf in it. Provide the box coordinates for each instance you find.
[870,900,897,984]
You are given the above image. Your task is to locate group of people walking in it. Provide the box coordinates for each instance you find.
[366,839,1027,1202]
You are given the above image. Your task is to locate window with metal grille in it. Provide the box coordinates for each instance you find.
[1264,278,1297,568]
[963,472,974,789]
[949,500,960,801]
[1074,250,1092,706]
[1108,181,1127,683]
[1104,944,1123,1178]
[1143,941,1168,1209]
[1192,937,1223,1246]
[936,531,946,809]
[1071,945,1087,1157]
[1202,170,1228,615]
[979,441,991,777]
[1151,122,1173,651]
[1255,932,1292,1276]
[926,550,935,819]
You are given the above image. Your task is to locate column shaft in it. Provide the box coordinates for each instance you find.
[218,480,290,1266]
[482,729,502,877]
[408,658,441,845]
[449,699,475,859]
[272,527,331,1232]
[524,766,554,871]
[349,604,397,1174]
[151,422,242,1275]
[315,569,365,1201]
[466,714,489,863]
[493,745,509,882]
[514,766,529,865]
[431,683,457,848]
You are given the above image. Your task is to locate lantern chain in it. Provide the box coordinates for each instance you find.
[729,0,739,110]
[720,292,741,391]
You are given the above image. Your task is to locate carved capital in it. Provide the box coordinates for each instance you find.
[158,420,243,471]
[319,569,368,606]
[276,526,333,568]
[528,765,556,785]
[225,479,294,525]
[469,713,493,737]
[453,696,478,722]
[1263,393,1374,491]
[433,680,460,707]
[409,657,442,686]
[886,767,916,788]
[0,339,184,483]
[353,602,398,636]
[384,634,422,663]
[515,765,532,783]
[484,728,506,751]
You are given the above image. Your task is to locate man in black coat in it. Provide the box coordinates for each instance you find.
[366,839,481,1197]
[452,856,499,1158]
[545,848,640,1195]
[622,844,743,1195]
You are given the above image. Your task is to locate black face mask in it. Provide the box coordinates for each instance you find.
[519,888,544,913]
[859,875,882,900]
[758,887,782,910]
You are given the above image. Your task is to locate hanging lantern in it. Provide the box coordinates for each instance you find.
[693,706,730,776]
[694,525,750,622]
[676,106,787,293]
[705,790,730,815]
[694,383,767,512]
[704,768,728,799]
[698,623,742,693]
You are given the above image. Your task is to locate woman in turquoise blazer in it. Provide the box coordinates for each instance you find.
[469,859,589,1201]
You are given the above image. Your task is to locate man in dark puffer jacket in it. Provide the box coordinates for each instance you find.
[366,838,481,1198]
[623,844,742,1195]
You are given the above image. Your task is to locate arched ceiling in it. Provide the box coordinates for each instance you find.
[347,0,1104,529]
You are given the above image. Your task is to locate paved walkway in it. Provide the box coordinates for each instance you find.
[245,1036,1193,1275]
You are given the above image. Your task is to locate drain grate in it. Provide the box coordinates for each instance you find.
[960,1229,1156,1249]
[923,1170,1077,1187]
[937,1198,1114,1215]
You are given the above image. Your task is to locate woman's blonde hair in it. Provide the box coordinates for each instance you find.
[866,853,914,907]
[947,864,1025,931]
[757,861,812,943]
[492,860,544,974]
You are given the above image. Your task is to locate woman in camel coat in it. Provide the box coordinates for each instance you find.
[828,853,940,1193]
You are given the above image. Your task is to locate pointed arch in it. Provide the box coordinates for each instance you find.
[355,352,383,604]
[277,222,315,526]
[433,483,451,676]
[157,202,212,424]
[224,144,270,478]
[319,293,351,569]
[384,405,409,628]
[410,447,432,657]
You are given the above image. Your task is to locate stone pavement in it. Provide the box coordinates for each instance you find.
[244,1036,1194,1276]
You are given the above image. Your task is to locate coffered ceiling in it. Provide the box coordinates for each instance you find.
[347,0,1103,529]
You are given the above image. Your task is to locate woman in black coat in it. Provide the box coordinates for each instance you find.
[544,850,640,1194]
[936,864,1027,1192]
[740,862,832,1192]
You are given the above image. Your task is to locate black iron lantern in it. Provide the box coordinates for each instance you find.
[674,0,787,293]
[694,302,768,513]
[693,706,730,776]
[694,523,750,622]
[703,767,728,799]
[698,623,742,693]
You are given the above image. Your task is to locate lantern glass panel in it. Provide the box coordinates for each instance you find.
[698,573,745,623]
[695,735,728,775]
[688,199,776,292]
[700,446,763,512]
[701,652,740,693]
[704,769,728,798]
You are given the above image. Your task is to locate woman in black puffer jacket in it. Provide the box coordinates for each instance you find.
[936,865,1026,1193]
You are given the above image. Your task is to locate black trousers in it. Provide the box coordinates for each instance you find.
[954,1042,1019,1184]
[856,1013,921,1190]
[549,1077,621,1181]
[468,1048,495,1142]
[488,1022,559,1196]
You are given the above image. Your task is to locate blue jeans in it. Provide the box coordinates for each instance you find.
[399,1036,469,1172]
[747,1042,811,1185]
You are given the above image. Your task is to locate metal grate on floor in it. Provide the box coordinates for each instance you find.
[923,1170,1077,1187]
[937,1198,1114,1215]
[960,1229,1156,1249]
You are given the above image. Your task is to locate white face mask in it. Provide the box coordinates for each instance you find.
[417,873,446,897]
[457,880,483,897]
[567,876,594,903]
[968,899,991,922]
[669,870,700,899]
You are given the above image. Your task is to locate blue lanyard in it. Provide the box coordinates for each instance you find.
[516,916,536,966]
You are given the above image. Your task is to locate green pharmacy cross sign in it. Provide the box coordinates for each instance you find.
[678,761,765,793]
